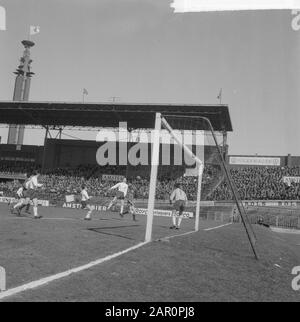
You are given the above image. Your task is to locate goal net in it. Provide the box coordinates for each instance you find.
[141,113,258,259]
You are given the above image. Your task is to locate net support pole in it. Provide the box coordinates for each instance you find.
[200,116,259,260]
[161,117,204,232]
[145,113,161,243]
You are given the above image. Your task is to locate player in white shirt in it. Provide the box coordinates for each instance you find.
[23,171,43,219]
[16,186,24,198]
[107,178,128,217]
[169,183,188,229]
[9,186,25,216]
[82,185,94,220]
[10,174,31,216]
[121,186,138,221]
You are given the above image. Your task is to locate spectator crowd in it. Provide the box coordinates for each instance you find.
[209,166,300,201]
[1,162,300,203]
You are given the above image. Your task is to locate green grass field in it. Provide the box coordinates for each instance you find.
[0,203,299,302]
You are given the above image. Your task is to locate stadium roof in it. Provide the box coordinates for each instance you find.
[0,101,233,131]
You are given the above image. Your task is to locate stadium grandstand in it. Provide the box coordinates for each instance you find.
[0,101,300,205]
[0,101,232,202]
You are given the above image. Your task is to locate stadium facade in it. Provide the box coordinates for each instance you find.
[0,140,299,170]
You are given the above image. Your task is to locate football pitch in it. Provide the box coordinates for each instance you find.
[0,204,299,302]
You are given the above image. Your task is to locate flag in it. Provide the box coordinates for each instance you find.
[83,88,88,95]
[217,88,222,100]
[30,26,40,35]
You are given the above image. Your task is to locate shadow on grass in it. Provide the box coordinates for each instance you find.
[88,225,141,241]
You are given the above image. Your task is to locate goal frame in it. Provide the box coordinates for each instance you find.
[144,113,259,260]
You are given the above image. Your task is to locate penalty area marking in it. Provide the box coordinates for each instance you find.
[204,223,232,231]
[7,217,81,222]
[8,217,106,222]
[157,223,233,242]
[0,241,147,301]
[157,230,196,242]
[8,216,133,222]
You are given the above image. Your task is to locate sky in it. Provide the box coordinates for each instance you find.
[0,0,299,156]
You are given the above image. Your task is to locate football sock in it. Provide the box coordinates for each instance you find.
[33,206,38,217]
[177,216,183,227]
[86,210,92,219]
[172,215,176,226]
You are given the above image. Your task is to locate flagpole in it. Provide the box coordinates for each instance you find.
[218,88,222,104]
[82,89,88,103]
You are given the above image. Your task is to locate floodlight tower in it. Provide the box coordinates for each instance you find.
[7,40,35,145]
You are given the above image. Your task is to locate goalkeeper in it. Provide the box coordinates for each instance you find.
[169,183,187,230]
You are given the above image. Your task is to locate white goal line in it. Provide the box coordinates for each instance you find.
[0,241,147,301]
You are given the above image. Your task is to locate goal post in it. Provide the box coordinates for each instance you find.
[145,112,204,243]
[145,113,162,242]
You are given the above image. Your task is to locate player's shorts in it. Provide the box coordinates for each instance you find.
[23,189,38,200]
[116,191,125,200]
[173,200,185,213]
[81,201,88,209]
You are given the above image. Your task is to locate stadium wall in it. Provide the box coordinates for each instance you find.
[41,140,300,169]
[0,144,43,164]
[1,140,300,169]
